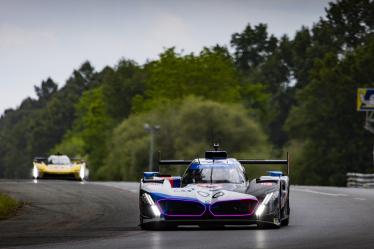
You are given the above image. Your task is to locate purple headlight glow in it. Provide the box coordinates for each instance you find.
[156,198,259,218]
[209,198,259,217]
[157,199,206,217]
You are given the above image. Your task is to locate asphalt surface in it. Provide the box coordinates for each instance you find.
[1,180,374,249]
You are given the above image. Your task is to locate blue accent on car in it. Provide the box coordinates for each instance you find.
[143,172,159,179]
[189,162,238,170]
[189,162,201,169]
[171,176,182,188]
[149,192,198,202]
[267,171,283,177]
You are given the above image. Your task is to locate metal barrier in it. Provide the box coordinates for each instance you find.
[347,172,374,188]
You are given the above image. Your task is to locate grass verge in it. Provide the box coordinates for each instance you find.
[0,192,22,220]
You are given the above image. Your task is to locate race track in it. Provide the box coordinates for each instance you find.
[1,180,374,249]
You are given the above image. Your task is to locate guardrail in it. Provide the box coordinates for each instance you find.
[347,172,374,188]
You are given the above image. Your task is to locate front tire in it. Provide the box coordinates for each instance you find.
[257,207,281,229]
[140,222,157,230]
[140,217,168,230]
[140,216,153,230]
[281,199,290,226]
[281,217,289,226]
[257,221,281,229]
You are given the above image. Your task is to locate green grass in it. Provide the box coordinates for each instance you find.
[0,193,22,220]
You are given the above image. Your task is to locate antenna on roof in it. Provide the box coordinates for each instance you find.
[213,143,219,151]
[196,155,201,164]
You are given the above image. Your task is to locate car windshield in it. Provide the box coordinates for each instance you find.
[182,165,245,185]
[48,155,71,165]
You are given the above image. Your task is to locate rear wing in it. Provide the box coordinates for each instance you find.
[238,152,290,176]
[158,152,290,176]
[33,157,85,164]
[159,160,192,165]
[71,158,85,164]
[158,151,192,166]
[33,157,47,163]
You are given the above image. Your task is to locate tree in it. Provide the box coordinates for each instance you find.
[34,78,58,101]
[27,62,97,157]
[98,97,270,180]
[71,87,113,176]
[289,27,313,89]
[232,30,294,148]
[101,60,145,121]
[135,47,241,112]
[285,39,374,186]
[323,0,374,50]
[0,62,97,178]
[231,23,278,74]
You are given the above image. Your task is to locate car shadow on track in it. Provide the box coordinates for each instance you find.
[142,225,264,231]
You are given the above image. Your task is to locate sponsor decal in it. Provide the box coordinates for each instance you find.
[212,191,224,198]
[357,88,374,111]
[173,188,193,192]
[196,184,223,190]
[197,191,210,197]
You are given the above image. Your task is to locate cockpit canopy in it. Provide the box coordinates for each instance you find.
[47,155,71,165]
[182,159,246,185]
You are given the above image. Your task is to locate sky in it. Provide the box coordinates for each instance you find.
[0,0,332,114]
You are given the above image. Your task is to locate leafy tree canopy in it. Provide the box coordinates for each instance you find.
[98,97,270,180]
[134,47,241,112]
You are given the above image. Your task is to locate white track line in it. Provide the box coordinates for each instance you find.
[354,197,366,201]
[294,188,348,197]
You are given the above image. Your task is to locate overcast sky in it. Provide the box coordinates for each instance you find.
[0,0,332,114]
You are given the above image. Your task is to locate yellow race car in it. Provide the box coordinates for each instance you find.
[32,154,88,181]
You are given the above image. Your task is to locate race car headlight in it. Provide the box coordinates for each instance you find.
[142,193,161,217]
[142,193,155,205]
[150,205,161,217]
[32,166,39,178]
[255,192,274,217]
[79,167,85,180]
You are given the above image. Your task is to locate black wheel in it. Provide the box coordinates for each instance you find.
[281,199,290,226]
[257,206,281,229]
[257,222,280,229]
[140,222,156,230]
[281,217,289,226]
[140,217,156,230]
[256,222,267,229]
[139,217,167,230]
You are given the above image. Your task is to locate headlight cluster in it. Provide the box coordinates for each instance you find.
[142,193,161,217]
[32,166,39,178]
[255,192,277,217]
[79,166,85,180]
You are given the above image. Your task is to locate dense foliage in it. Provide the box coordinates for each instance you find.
[0,0,373,185]
[99,97,270,180]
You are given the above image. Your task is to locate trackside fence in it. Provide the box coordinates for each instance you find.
[347,172,374,188]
